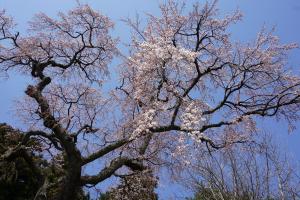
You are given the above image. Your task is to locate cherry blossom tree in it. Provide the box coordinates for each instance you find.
[0,0,299,199]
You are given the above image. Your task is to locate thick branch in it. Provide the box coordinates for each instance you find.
[81,139,129,166]
[80,157,145,185]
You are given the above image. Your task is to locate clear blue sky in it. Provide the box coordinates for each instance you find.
[0,0,299,199]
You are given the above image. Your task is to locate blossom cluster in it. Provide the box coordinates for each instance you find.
[127,38,199,103]
[108,170,157,200]
[130,108,158,140]
[181,101,206,131]
[138,40,199,63]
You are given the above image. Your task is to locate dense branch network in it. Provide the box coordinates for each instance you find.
[0,1,299,199]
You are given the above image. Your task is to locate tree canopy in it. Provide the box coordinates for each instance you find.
[0,0,299,199]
